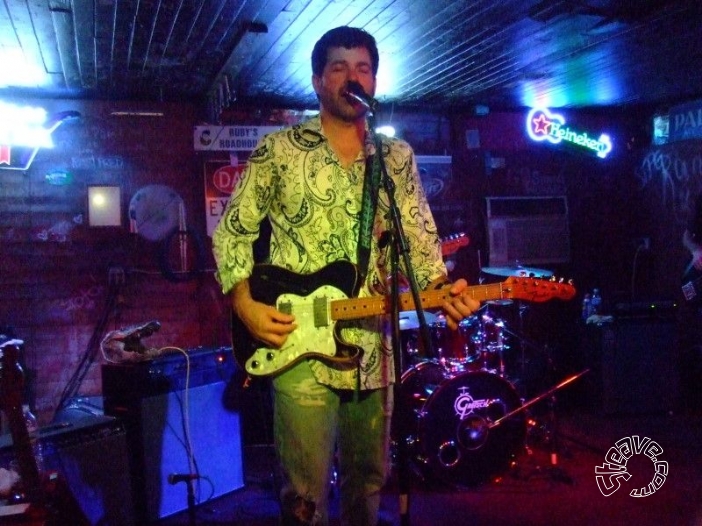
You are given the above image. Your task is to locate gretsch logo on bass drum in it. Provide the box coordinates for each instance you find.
[453,386,492,419]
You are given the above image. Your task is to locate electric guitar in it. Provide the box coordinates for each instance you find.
[681,259,702,303]
[440,232,469,257]
[231,261,575,377]
[0,340,90,524]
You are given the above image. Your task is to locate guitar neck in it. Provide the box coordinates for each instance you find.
[0,343,43,499]
[331,282,507,321]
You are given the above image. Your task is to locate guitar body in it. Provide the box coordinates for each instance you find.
[231,260,363,376]
[682,260,702,303]
[231,260,576,377]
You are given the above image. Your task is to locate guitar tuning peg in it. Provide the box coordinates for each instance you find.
[559,277,565,283]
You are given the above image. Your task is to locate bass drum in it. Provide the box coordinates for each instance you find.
[401,362,526,487]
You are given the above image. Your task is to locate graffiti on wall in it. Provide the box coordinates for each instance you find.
[636,142,702,221]
[35,215,83,242]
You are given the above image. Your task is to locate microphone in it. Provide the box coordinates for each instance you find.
[343,81,379,113]
[168,473,200,485]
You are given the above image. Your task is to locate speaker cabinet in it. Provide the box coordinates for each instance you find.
[0,415,134,526]
[102,347,244,523]
[579,318,680,415]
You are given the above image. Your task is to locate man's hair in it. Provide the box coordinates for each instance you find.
[311,26,379,77]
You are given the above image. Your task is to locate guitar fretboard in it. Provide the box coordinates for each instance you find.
[330,282,509,321]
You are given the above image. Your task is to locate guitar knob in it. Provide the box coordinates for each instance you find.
[251,361,260,369]
[266,352,275,361]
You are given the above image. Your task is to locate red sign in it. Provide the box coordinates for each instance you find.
[0,145,11,165]
[204,159,247,236]
[211,164,245,195]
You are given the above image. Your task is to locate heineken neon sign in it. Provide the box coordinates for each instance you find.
[526,107,612,159]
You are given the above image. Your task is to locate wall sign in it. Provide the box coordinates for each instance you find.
[526,107,612,159]
[204,157,249,237]
[0,102,79,170]
[668,100,702,142]
[193,125,281,151]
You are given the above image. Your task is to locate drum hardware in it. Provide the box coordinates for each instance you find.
[481,265,554,278]
[398,361,589,488]
[400,313,441,369]
[479,265,552,388]
[488,368,589,431]
[398,310,438,331]
[493,368,590,485]
[411,306,511,377]
[485,299,514,307]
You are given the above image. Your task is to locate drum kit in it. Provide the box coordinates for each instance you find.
[396,264,585,488]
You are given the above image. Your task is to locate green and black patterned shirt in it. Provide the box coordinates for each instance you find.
[213,115,446,389]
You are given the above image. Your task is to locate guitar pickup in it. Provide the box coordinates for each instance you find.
[313,296,330,327]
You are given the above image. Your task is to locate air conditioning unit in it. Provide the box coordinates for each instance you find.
[486,196,570,266]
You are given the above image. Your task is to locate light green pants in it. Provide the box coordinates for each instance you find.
[272,361,393,526]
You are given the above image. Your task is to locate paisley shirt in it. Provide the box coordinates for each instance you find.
[212,115,446,390]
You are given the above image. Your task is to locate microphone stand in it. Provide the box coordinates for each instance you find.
[169,474,198,526]
[186,478,196,526]
[366,108,435,526]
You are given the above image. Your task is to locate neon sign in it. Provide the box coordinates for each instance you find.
[0,102,80,170]
[526,107,612,159]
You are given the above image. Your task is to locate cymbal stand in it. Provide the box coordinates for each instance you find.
[503,300,540,398]
[499,306,577,483]
[543,387,573,484]
[517,301,526,390]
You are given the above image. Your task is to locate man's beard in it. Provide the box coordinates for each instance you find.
[322,90,367,122]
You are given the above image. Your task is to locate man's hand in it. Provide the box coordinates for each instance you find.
[441,278,481,330]
[231,279,297,348]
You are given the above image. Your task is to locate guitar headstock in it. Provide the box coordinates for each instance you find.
[441,232,469,256]
[503,276,576,302]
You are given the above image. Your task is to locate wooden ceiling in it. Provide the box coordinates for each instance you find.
[2,0,702,113]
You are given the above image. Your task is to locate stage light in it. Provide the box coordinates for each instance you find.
[376,125,395,137]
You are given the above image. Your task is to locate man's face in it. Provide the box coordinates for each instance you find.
[312,46,376,121]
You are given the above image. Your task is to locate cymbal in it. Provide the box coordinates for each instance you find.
[481,266,553,278]
[399,310,437,330]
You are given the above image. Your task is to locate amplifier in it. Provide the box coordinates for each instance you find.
[613,300,678,320]
[578,319,680,415]
[101,345,235,398]
[0,415,134,525]
[102,346,244,523]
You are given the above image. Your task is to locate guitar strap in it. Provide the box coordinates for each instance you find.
[356,136,382,287]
